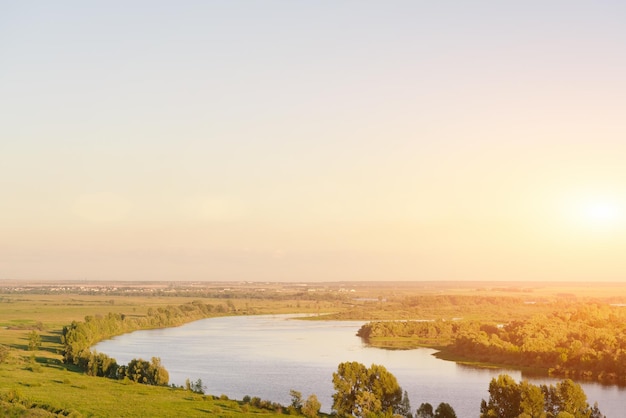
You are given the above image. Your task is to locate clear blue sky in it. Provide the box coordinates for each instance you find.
[2,1,626,281]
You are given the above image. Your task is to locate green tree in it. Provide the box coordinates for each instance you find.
[542,380,594,418]
[149,357,169,386]
[482,375,602,418]
[368,363,403,414]
[519,380,546,418]
[397,390,412,418]
[290,389,303,410]
[332,361,368,416]
[332,361,403,417]
[555,379,590,418]
[125,357,169,385]
[302,394,321,418]
[416,403,434,418]
[434,402,457,418]
[27,330,41,351]
[480,374,521,418]
[189,378,205,394]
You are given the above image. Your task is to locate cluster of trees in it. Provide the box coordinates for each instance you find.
[331,362,420,417]
[359,304,626,383]
[120,357,169,386]
[79,350,169,386]
[62,301,217,366]
[358,320,460,346]
[331,363,604,418]
[332,361,410,417]
[415,402,457,418]
[289,390,322,417]
[62,301,219,385]
[452,304,626,383]
[480,374,604,418]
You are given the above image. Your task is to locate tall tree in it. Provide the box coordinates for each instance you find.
[290,389,303,410]
[332,361,369,417]
[555,379,590,418]
[482,375,602,418]
[332,362,403,417]
[480,374,521,418]
[416,403,435,418]
[435,402,457,418]
[519,380,545,418]
[302,394,321,418]
[397,390,412,418]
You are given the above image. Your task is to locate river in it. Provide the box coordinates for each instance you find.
[93,314,624,417]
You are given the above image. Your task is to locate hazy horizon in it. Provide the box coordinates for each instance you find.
[2,2,625,282]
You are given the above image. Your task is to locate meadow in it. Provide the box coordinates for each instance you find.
[1,281,625,417]
[0,290,331,417]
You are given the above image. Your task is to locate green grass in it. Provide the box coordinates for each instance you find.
[0,294,329,417]
[0,338,299,417]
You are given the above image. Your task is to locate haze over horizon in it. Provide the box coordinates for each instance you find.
[2,2,625,282]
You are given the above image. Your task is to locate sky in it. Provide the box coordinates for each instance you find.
[1,1,626,282]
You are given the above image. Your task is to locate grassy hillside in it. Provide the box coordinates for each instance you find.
[0,294,326,417]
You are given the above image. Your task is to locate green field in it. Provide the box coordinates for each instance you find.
[2,281,626,417]
[0,292,329,417]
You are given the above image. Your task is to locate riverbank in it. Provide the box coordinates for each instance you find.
[0,293,332,417]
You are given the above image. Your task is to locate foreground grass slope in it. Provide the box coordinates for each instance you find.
[0,294,326,417]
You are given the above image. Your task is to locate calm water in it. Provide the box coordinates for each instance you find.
[93,315,623,417]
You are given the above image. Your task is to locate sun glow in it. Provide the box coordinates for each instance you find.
[566,195,625,231]
[581,201,620,225]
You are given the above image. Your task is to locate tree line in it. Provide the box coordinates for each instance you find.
[480,374,604,418]
[61,301,220,385]
[358,303,626,384]
[330,362,604,418]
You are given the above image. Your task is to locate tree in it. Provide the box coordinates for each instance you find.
[288,389,303,414]
[188,378,205,394]
[332,361,369,417]
[416,402,457,418]
[28,330,41,351]
[124,357,169,385]
[589,402,605,418]
[290,389,303,410]
[482,375,602,418]
[555,379,589,417]
[302,394,321,418]
[332,361,403,417]
[416,403,434,418]
[368,363,403,414]
[434,402,457,418]
[519,380,545,418]
[397,390,412,418]
[149,357,169,386]
[480,374,521,418]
